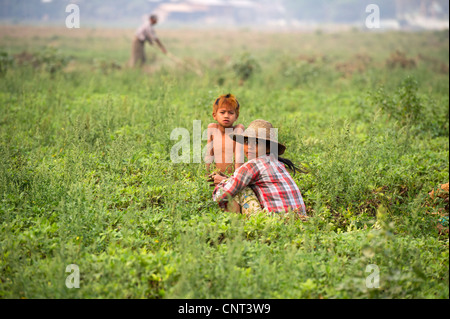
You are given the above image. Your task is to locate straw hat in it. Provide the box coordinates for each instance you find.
[232,119,286,155]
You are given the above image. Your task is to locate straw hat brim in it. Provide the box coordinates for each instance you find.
[231,132,286,156]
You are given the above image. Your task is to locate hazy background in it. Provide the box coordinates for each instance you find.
[0,0,449,30]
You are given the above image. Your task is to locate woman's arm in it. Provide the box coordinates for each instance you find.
[213,162,259,209]
[155,39,168,55]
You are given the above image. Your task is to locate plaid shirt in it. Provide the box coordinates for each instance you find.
[213,155,306,215]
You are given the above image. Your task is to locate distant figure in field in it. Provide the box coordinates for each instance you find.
[129,14,167,68]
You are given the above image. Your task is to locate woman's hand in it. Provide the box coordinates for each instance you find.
[207,172,229,187]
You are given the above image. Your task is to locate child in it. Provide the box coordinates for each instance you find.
[205,94,245,176]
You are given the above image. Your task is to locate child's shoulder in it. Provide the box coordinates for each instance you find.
[207,123,219,129]
[234,124,245,131]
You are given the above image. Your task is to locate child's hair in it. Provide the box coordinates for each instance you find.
[213,94,240,117]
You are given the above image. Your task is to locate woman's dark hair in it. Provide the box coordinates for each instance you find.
[277,157,308,176]
[245,138,308,176]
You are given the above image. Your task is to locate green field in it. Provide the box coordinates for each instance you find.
[0,26,449,299]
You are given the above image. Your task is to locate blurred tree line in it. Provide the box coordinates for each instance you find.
[283,0,449,22]
[0,0,157,22]
[0,0,448,23]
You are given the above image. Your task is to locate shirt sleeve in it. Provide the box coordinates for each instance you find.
[213,162,260,208]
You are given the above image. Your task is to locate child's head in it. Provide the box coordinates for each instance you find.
[212,94,240,128]
[213,94,240,117]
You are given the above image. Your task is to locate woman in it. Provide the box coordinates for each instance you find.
[211,119,307,217]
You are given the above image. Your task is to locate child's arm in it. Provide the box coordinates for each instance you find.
[234,124,245,170]
[205,123,216,173]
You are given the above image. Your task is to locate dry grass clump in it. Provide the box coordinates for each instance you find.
[417,54,449,74]
[297,54,319,64]
[428,183,449,235]
[386,50,416,69]
[335,53,373,78]
[429,182,449,201]
[13,51,38,66]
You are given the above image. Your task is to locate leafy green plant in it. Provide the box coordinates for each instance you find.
[0,51,14,77]
[13,48,71,75]
[0,28,448,299]
[232,52,260,84]
[371,76,449,136]
[283,60,321,86]
[373,76,422,125]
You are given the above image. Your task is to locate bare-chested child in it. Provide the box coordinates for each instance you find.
[205,94,245,178]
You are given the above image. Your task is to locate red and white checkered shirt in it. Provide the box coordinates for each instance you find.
[213,154,306,215]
